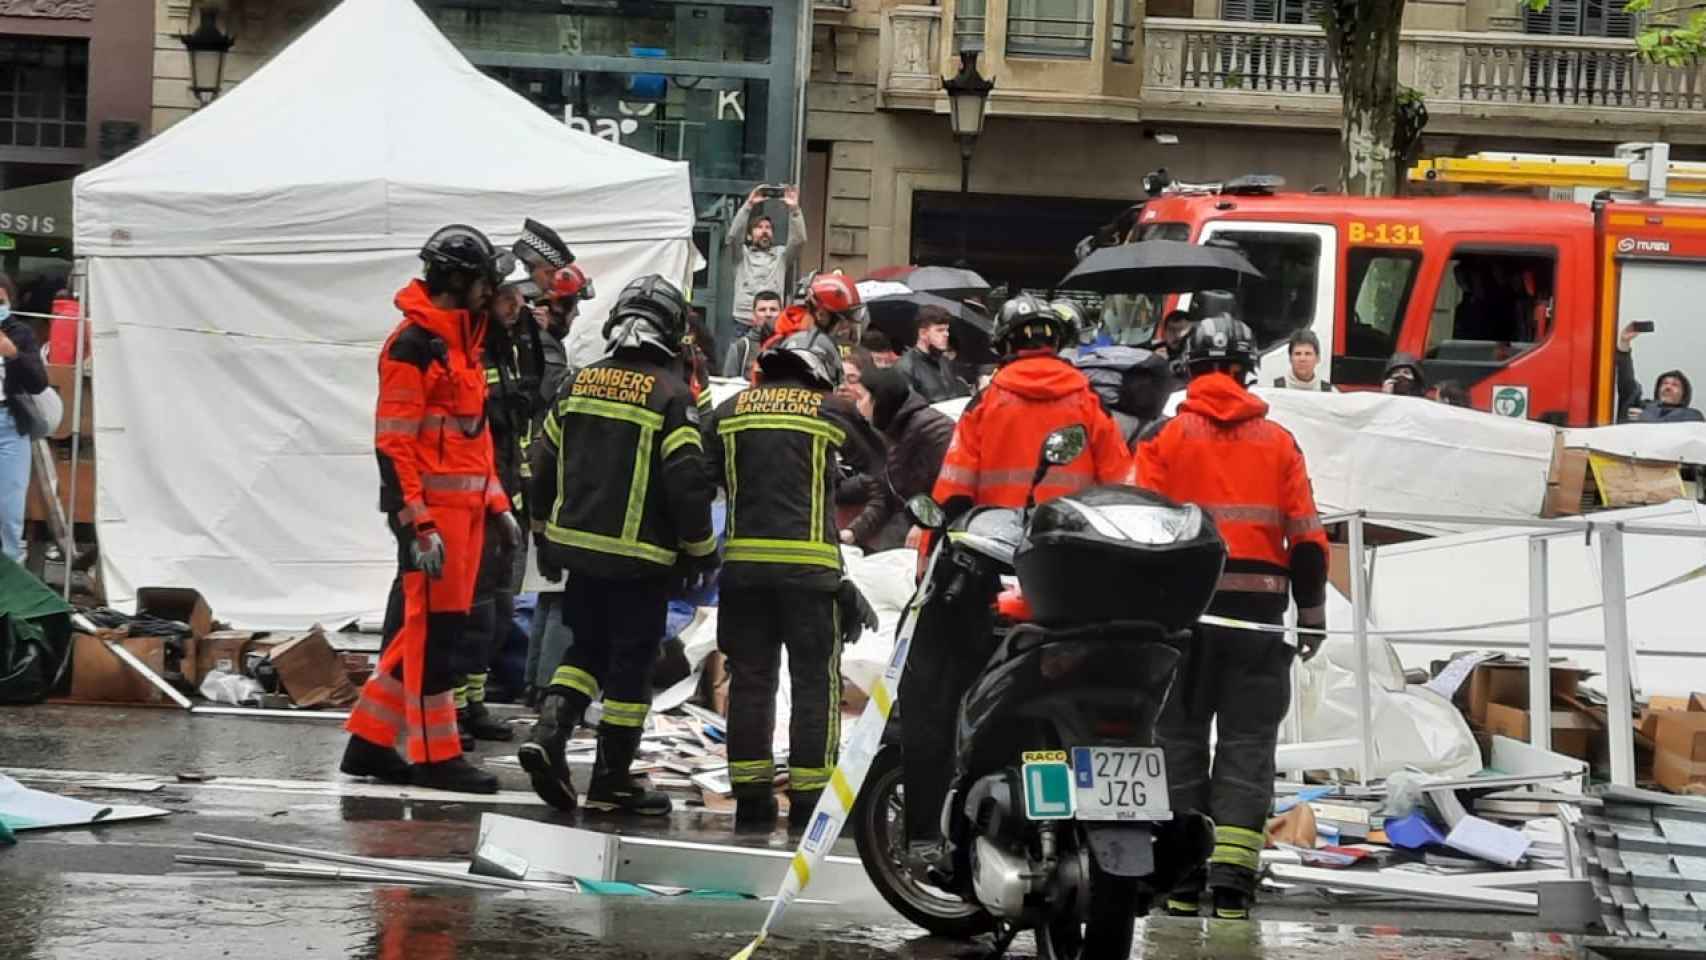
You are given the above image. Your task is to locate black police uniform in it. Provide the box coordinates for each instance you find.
[702,377,881,816]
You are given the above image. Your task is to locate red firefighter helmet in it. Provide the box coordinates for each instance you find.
[799,271,866,342]
[548,264,595,303]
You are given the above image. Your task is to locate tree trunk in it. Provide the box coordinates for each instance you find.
[1326,1,1408,196]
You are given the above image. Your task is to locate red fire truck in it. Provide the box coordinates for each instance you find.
[1127,143,1706,426]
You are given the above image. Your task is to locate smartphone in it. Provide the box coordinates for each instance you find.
[760,185,786,199]
[1632,320,1656,333]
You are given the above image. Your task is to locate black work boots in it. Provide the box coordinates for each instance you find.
[459,700,514,742]
[518,692,581,812]
[584,726,671,817]
[734,789,779,834]
[413,755,499,794]
[787,789,822,838]
[339,735,411,784]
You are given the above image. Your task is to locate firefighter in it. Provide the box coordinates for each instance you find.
[764,271,866,354]
[449,266,537,746]
[901,293,1132,870]
[702,329,882,835]
[1136,313,1329,921]
[341,224,520,795]
[518,275,717,816]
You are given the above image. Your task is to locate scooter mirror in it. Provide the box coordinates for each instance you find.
[1041,425,1089,467]
[906,494,946,531]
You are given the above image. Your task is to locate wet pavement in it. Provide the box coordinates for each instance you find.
[0,704,1647,959]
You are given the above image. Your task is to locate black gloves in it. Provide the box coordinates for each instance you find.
[1296,606,1326,662]
[837,579,879,646]
[534,531,563,583]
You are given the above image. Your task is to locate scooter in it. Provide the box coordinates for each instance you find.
[854,426,1225,959]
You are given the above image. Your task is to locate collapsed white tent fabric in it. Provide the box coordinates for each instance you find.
[73,0,698,628]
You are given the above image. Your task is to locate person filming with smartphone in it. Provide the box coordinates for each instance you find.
[726,184,807,342]
[1617,320,1703,424]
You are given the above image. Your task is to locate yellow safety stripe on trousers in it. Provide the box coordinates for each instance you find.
[550,665,600,700]
[723,538,842,569]
[717,413,847,447]
[545,524,677,566]
[602,699,650,729]
[485,368,502,385]
[680,533,718,558]
[1210,824,1265,872]
[730,759,776,785]
[662,424,702,458]
[452,682,468,709]
[466,672,487,704]
[791,766,833,792]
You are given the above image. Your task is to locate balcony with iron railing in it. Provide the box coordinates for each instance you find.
[1141,18,1706,138]
[879,10,1706,139]
[880,1,1145,122]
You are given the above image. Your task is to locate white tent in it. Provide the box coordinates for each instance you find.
[73,0,699,628]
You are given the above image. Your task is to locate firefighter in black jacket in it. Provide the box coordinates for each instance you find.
[518,275,718,817]
[703,329,881,834]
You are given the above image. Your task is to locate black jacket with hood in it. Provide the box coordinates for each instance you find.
[1616,349,1705,424]
[859,367,956,551]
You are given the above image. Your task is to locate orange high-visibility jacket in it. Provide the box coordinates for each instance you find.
[933,355,1133,508]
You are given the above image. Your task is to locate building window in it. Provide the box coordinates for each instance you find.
[955,0,987,52]
[1524,0,1637,38]
[1112,0,1137,62]
[1008,0,1094,59]
[484,66,769,181]
[422,1,774,64]
[1220,0,1324,23]
[0,37,89,151]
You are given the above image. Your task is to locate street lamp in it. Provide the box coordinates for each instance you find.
[178,5,236,108]
[942,50,993,264]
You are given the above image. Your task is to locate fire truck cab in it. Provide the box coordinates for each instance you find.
[1130,145,1706,426]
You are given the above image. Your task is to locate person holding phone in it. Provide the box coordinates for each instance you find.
[726,184,807,341]
[1617,321,1703,423]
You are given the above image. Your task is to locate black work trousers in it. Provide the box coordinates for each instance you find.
[1157,591,1294,898]
[897,579,998,846]
[547,575,670,729]
[718,586,841,797]
[452,514,517,681]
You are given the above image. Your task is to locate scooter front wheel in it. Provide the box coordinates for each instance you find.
[852,743,994,940]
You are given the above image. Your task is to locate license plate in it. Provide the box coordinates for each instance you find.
[1070,747,1170,822]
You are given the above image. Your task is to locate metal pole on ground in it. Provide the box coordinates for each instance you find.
[1528,536,1552,751]
[1598,524,1636,787]
[1349,512,1375,782]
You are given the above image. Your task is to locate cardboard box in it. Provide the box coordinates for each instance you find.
[198,630,257,680]
[1543,441,1589,518]
[1653,712,1706,792]
[1587,452,1688,508]
[136,588,215,639]
[1483,702,1594,760]
[68,631,165,704]
[1464,660,1587,728]
[266,629,358,708]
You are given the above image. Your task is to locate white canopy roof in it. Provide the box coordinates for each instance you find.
[74,0,695,257]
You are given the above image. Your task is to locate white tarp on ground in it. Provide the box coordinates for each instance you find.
[73,0,698,628]
[1360,501,1706,698]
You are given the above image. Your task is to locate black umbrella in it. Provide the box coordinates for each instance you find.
[892,265,991,301]
[1058,239,1262,295]
[862,289,994,364]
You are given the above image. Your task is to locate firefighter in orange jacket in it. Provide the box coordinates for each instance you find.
[1136,313,1329,921]
[340,225,522,795]
[900,293,1132,871]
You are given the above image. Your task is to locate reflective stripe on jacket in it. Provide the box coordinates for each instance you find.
[375,280,507,529]
[932,354,1133,509]
[530,352,716,580]
[1136,371,1329,611]
[704,379,882,593]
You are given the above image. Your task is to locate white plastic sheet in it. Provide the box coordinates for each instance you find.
[73,0,699,628]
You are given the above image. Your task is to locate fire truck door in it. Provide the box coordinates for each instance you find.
[1195,221,1338,386]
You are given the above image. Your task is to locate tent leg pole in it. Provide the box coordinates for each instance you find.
[1528,537,1552,751]
[65,299,87,602]
[1350,513,1374,784]
[1599,525,1636,788]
